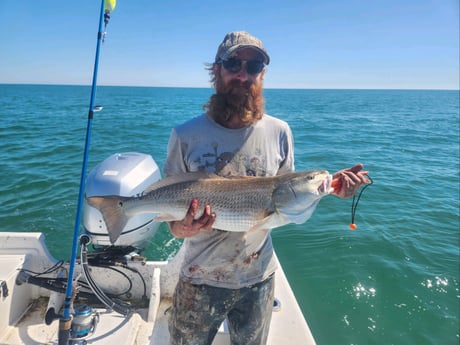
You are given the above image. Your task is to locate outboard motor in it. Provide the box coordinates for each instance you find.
[83,152,162,250]
[19,153,162,325]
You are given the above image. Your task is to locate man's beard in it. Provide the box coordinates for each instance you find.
[205,77,265,126]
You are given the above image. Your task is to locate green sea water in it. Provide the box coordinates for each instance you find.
[1,84,458,344]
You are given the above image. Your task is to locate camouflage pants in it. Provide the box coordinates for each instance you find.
[169,275,274,345]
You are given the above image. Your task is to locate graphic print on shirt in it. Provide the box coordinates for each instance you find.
[192,141,267,177]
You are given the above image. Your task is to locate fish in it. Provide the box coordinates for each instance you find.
[86,170,333,244]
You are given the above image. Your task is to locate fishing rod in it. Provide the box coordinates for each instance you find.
[58,1,116,344]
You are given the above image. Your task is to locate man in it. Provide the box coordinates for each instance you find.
[164,31,368,345]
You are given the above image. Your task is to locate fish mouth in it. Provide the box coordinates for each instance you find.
[318,174,334,194]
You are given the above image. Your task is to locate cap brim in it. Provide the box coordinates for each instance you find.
[220,45,270,65]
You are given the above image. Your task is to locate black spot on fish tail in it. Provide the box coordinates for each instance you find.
[86,196,129,244]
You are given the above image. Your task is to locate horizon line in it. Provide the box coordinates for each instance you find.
[1,82,459,92]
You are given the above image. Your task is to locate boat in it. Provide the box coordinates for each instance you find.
[0,152,317,345]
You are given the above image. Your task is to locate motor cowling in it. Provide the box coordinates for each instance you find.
[83,152,162,249]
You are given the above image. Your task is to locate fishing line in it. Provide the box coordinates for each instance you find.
[349,175,373,230]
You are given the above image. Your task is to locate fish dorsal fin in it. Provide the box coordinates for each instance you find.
[143,172,224,193]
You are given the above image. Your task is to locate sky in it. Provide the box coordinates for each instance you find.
[0,0,458,89]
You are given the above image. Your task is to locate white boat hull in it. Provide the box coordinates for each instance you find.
[0,232,316,345]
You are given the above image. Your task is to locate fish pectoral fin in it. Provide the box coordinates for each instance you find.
[277,198,322,225]
[243,213,279,238]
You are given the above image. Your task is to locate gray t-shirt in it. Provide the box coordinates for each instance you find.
[164,113,295,288]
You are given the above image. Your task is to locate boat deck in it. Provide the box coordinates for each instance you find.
[0,232,316,345]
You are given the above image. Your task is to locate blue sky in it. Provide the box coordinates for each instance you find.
[0,0,458,89]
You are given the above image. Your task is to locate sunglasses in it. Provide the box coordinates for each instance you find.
[221,58,265,75]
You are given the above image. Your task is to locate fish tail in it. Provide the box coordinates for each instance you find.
[86,196,129,244]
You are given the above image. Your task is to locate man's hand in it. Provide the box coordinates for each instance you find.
[331,164,370,199]
[168,198,216,238]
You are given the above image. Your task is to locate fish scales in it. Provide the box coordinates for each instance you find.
[86,170,332,244]
[131,176,278,232]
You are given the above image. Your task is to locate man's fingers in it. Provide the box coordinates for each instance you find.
[193,205,215,231]
[342,170,369,186]
[201,210,216,231]
[182,198,199,226]
[348,163,364,173]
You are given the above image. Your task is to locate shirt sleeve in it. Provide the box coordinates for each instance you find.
[277,124,295,174]
[163,128,187,176]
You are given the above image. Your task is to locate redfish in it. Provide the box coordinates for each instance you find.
[86,171,333,244]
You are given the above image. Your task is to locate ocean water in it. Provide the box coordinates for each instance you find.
[0,84,458,345]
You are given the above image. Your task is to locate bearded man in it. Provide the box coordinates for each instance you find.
[164,31,368,345]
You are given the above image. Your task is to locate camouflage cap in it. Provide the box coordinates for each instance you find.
[215,31,270,65]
